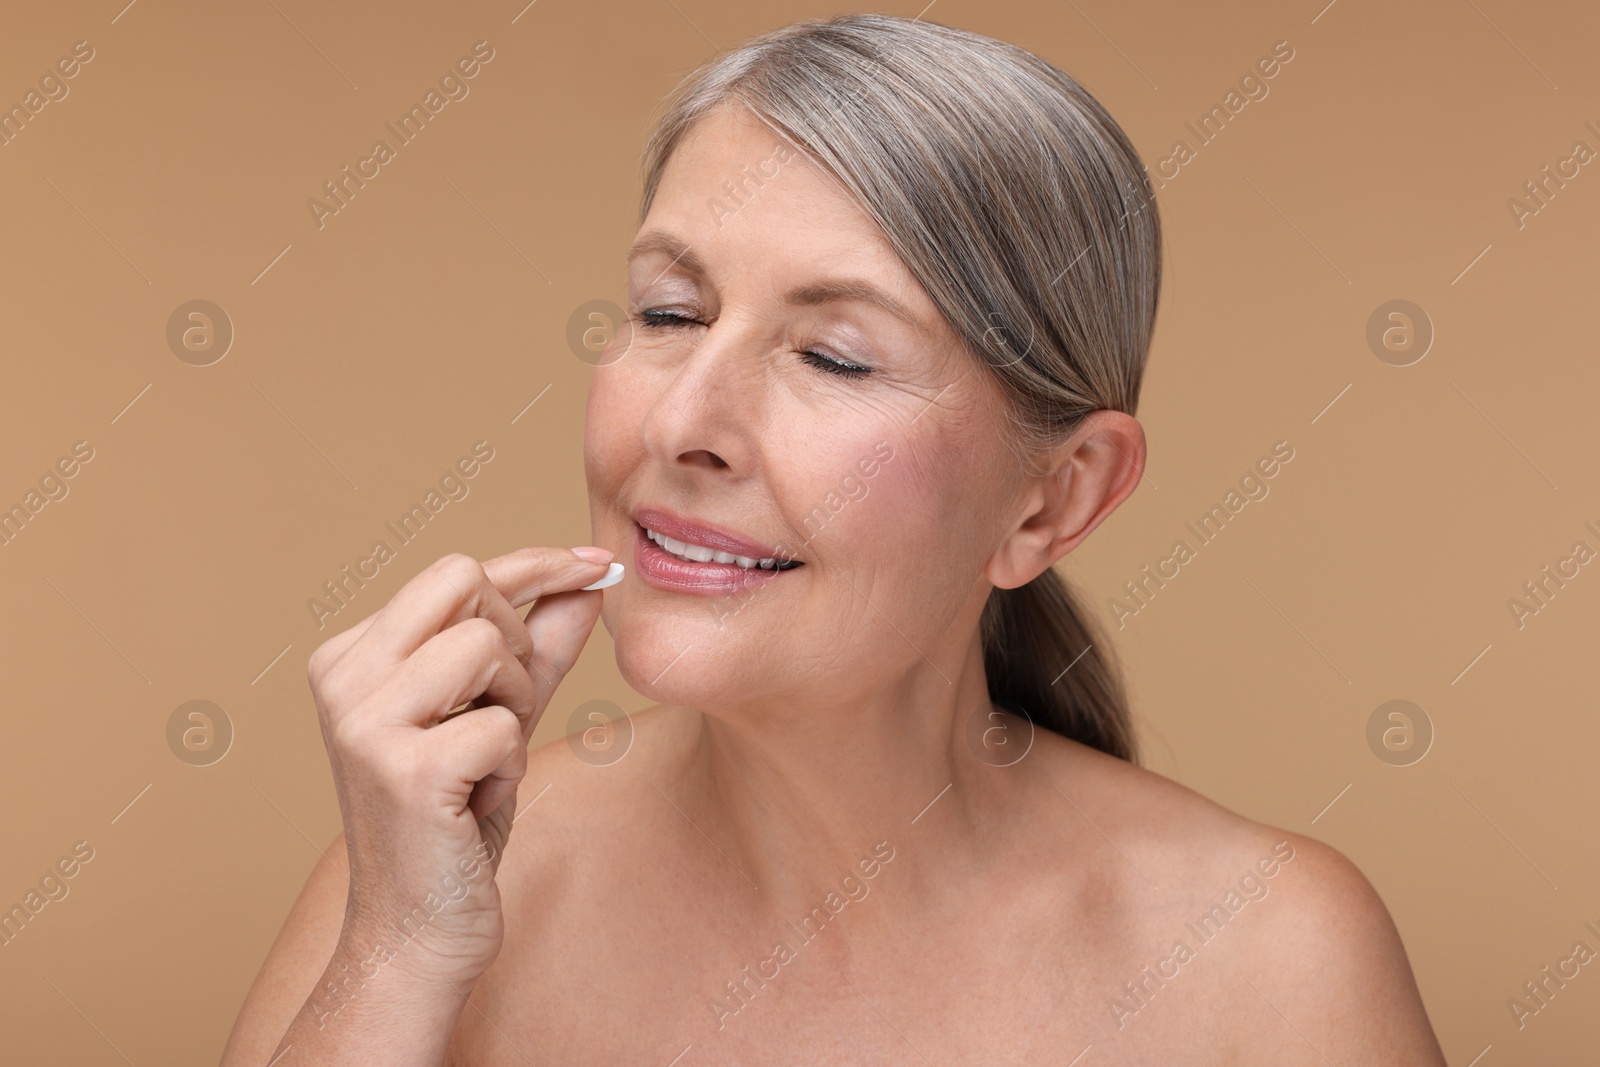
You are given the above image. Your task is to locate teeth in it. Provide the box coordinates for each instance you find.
[645,527,791,571]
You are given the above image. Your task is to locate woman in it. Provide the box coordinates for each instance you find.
[224,14,1445,1064]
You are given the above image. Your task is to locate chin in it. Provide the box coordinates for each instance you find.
[612,643,748,710]
[604,598,755,707]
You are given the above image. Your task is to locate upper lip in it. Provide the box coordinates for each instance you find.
[632,505,801,563]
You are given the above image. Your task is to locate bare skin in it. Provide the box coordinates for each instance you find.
[222,103,1446,1064]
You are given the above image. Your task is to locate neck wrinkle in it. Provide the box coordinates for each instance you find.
[658,630,1002,919]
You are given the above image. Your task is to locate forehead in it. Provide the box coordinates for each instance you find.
[645,104,903,276]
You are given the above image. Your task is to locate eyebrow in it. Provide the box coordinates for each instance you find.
[626,228,928,334]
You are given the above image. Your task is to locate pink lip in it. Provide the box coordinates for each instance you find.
[632,506,800,563]
[629,506,804,598]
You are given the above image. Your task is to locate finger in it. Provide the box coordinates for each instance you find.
[424,704,527,819]
[480,546,614,609]
[347,549,611,669]
[370,616,539,732]
[333,551,606,709]
[352,553,529,666]
[476,791,517,871]
[312,548,610,680]
[520,589,606,737]
[307,611,379,685]
[324,595,538,725]
[368,576,535,714]
[470,772,520,824]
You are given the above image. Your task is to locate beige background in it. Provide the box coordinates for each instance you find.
[1,0,1596,1062]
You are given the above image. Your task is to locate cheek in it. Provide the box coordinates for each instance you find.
[583,368,647,481]
[868,414,1012,575]
[794,441,986,658]
[885,425,974,517]
[796,432,949,576]
[854,454,948,569]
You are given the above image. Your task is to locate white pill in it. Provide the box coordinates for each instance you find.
[580,562,625,590]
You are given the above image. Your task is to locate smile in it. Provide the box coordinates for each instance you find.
[643,527,802,570]
[629,506,805,597]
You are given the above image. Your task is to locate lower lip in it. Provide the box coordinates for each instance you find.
[632,523,800,596]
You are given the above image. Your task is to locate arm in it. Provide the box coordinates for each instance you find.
[1241,831,1447,1064]
[218,837,347,1065]
[220,546,615,1065]
[221,833,477,1066]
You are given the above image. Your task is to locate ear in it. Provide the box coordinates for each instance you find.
[984,410,1146,590]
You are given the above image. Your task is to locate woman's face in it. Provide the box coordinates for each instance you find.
[584,104,1024,713]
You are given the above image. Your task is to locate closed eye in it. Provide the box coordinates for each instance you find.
[800,351,872,377]
[637,309,699,330]
[634,309,873,378]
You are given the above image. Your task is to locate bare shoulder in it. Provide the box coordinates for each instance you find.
[491,702,694,919]
[446,704,697,1067]
[1227,827,1447,1063]
[1023,728,1445,1062]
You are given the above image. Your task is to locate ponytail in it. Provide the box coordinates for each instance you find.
[981,566,1137,762]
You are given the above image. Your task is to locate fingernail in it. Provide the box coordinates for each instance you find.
[570,546,613,564]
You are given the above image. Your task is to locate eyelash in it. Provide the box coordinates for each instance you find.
[635,310,872,378]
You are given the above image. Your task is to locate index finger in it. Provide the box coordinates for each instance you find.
[312,547,611,678]
[480,546,616,608]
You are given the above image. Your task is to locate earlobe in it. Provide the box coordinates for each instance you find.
[983,534,1038,592]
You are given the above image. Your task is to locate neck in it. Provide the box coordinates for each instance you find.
[660,626,1015,916]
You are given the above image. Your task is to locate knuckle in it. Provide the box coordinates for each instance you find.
[482,713,527,777]
[314,664,359,712]
[328,710,369,759]
[489,705,523,746]
[504,623,535,660]
[308,638,340,681]
[432,552,487,595]
[455,615,506,657]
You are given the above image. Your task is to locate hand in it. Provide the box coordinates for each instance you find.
[306,546,614,990]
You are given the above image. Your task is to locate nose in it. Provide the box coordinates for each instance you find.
[638,319,762,479]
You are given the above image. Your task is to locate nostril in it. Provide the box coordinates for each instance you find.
[680,448,730,470]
